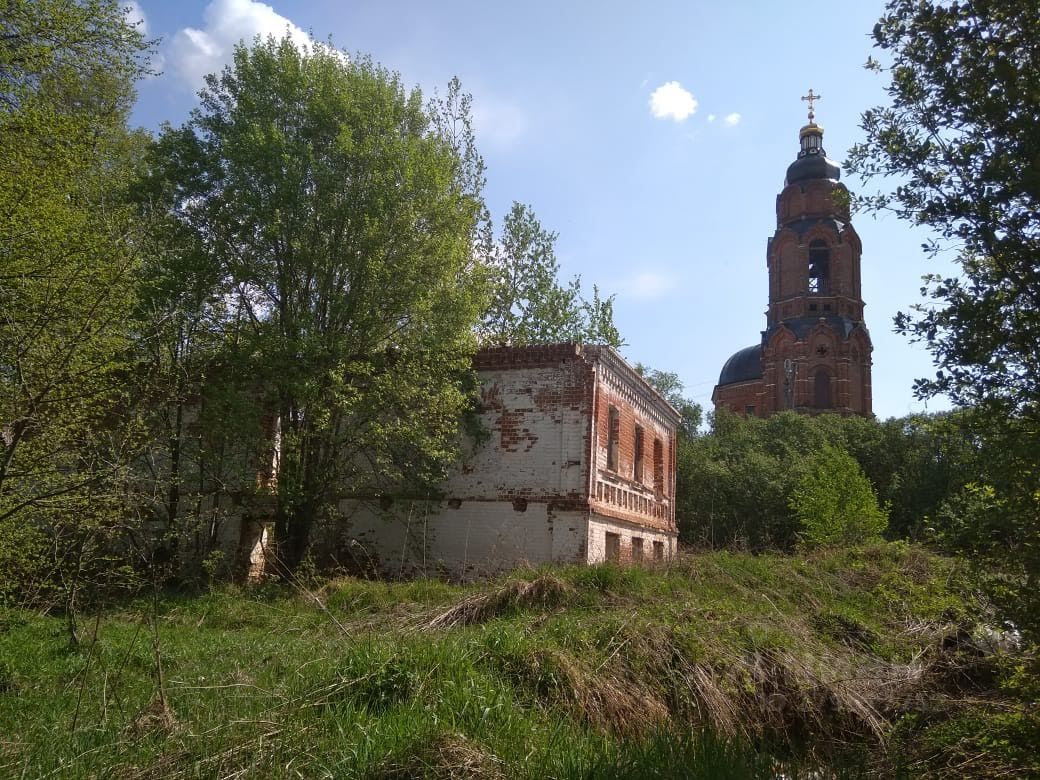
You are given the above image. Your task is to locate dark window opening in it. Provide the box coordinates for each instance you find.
[607,406,620,471]
[653,541,665,561]
[605,532,621,563]
[808,240,830,294]
[823,303,832,312]
[632,537,644,561]
[809,303,818,311]
[653,438,664,495]
[634,425,645,483]
[512,498,528,512]
[745,405,756,416]
[813,368,832,409]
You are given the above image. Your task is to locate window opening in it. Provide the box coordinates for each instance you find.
[632,537,644,561]
[607,406,620,471]
[652,541,665,561]
[653,438,664,495]
[634,425,645,483]
[808,240,830,294]
[605,532,621,563]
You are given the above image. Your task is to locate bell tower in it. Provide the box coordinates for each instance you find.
[713,92,873,417]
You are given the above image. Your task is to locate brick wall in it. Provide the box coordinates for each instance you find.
[449,348,594,502]
[587,514,676,564]
[588,356,678,536]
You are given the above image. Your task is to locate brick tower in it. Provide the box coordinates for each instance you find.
[713,93,873,417]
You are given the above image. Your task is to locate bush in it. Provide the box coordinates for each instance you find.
[790,445,888,547]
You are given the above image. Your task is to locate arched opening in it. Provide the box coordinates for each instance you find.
[813,368,832,409]
[808,240,830,294]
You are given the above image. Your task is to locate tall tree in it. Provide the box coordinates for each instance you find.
[153,37,487,571]
[0,0,152,604]
[848,0,1040,417]
[478,202,622,348]
[847,0,1040,634]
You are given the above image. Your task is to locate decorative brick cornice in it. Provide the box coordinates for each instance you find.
[582,345,683,428]
[472,344,682,429]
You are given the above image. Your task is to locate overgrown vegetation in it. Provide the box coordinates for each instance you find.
[675,410,976,551]
[847,0,1040,638]
[2,547,1034,778]
[0,0,624,601]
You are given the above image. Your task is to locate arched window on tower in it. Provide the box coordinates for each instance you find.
[808,240,830,294]
[813,368,832,409]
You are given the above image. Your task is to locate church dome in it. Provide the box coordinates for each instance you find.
[785,153,840,185]
[718,344,762,386]
[784,122,840,185]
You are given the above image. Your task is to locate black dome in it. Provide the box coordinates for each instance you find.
[718,344,762,386]
[785,152,840,185]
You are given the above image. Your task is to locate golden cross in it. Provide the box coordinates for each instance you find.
[801,89,821,123]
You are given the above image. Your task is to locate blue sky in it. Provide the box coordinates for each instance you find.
[127,0,955,420]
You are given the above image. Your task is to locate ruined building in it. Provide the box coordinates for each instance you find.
[338,344,681,576]
[713,96,873,417]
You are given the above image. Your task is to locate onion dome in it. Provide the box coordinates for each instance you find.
[717,344,762,386]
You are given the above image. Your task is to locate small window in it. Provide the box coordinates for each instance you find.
[607,406,620,471]
[809,303,818,312]
[653,438,665,495]
[744,405,756,416]
[808,240,830,294]
[652,541,665,561]
[823,303,832,312]
[605,532,621,563]
[631,537,644,561]
[633,425,645,483]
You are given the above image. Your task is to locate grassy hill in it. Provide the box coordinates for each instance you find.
[0,544,1035,778]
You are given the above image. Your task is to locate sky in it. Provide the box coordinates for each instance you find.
[126,0,956,421]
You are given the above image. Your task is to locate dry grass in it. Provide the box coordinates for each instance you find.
[521,646,671,736]
[376,733,506,779]
[424,575,571,630]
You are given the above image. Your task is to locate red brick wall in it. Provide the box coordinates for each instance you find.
[590,376,677,534]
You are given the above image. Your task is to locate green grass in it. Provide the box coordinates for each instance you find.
[0,543,1032,778]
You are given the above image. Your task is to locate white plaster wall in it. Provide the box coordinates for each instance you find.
[334,499,588,578]
[586,512,676,564]
[450,364,589,500]
[549,508,588,564]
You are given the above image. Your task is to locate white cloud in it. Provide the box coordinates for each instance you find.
[168,0,318,90]
[472,95,528,149]
[707,114,716,123]
[649,81,697,122]
[723,112,742,127]
[623,271,677,300]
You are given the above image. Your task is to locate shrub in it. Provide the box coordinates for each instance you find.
[791,445,888,547]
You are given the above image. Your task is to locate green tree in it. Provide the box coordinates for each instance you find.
[848,0,1040,633]
[478,201,622,348]
[848,0,1040,418]
[790,444,889,547]
[673,410,972,551]
[154,37,487,571]
[0,0,152,607]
